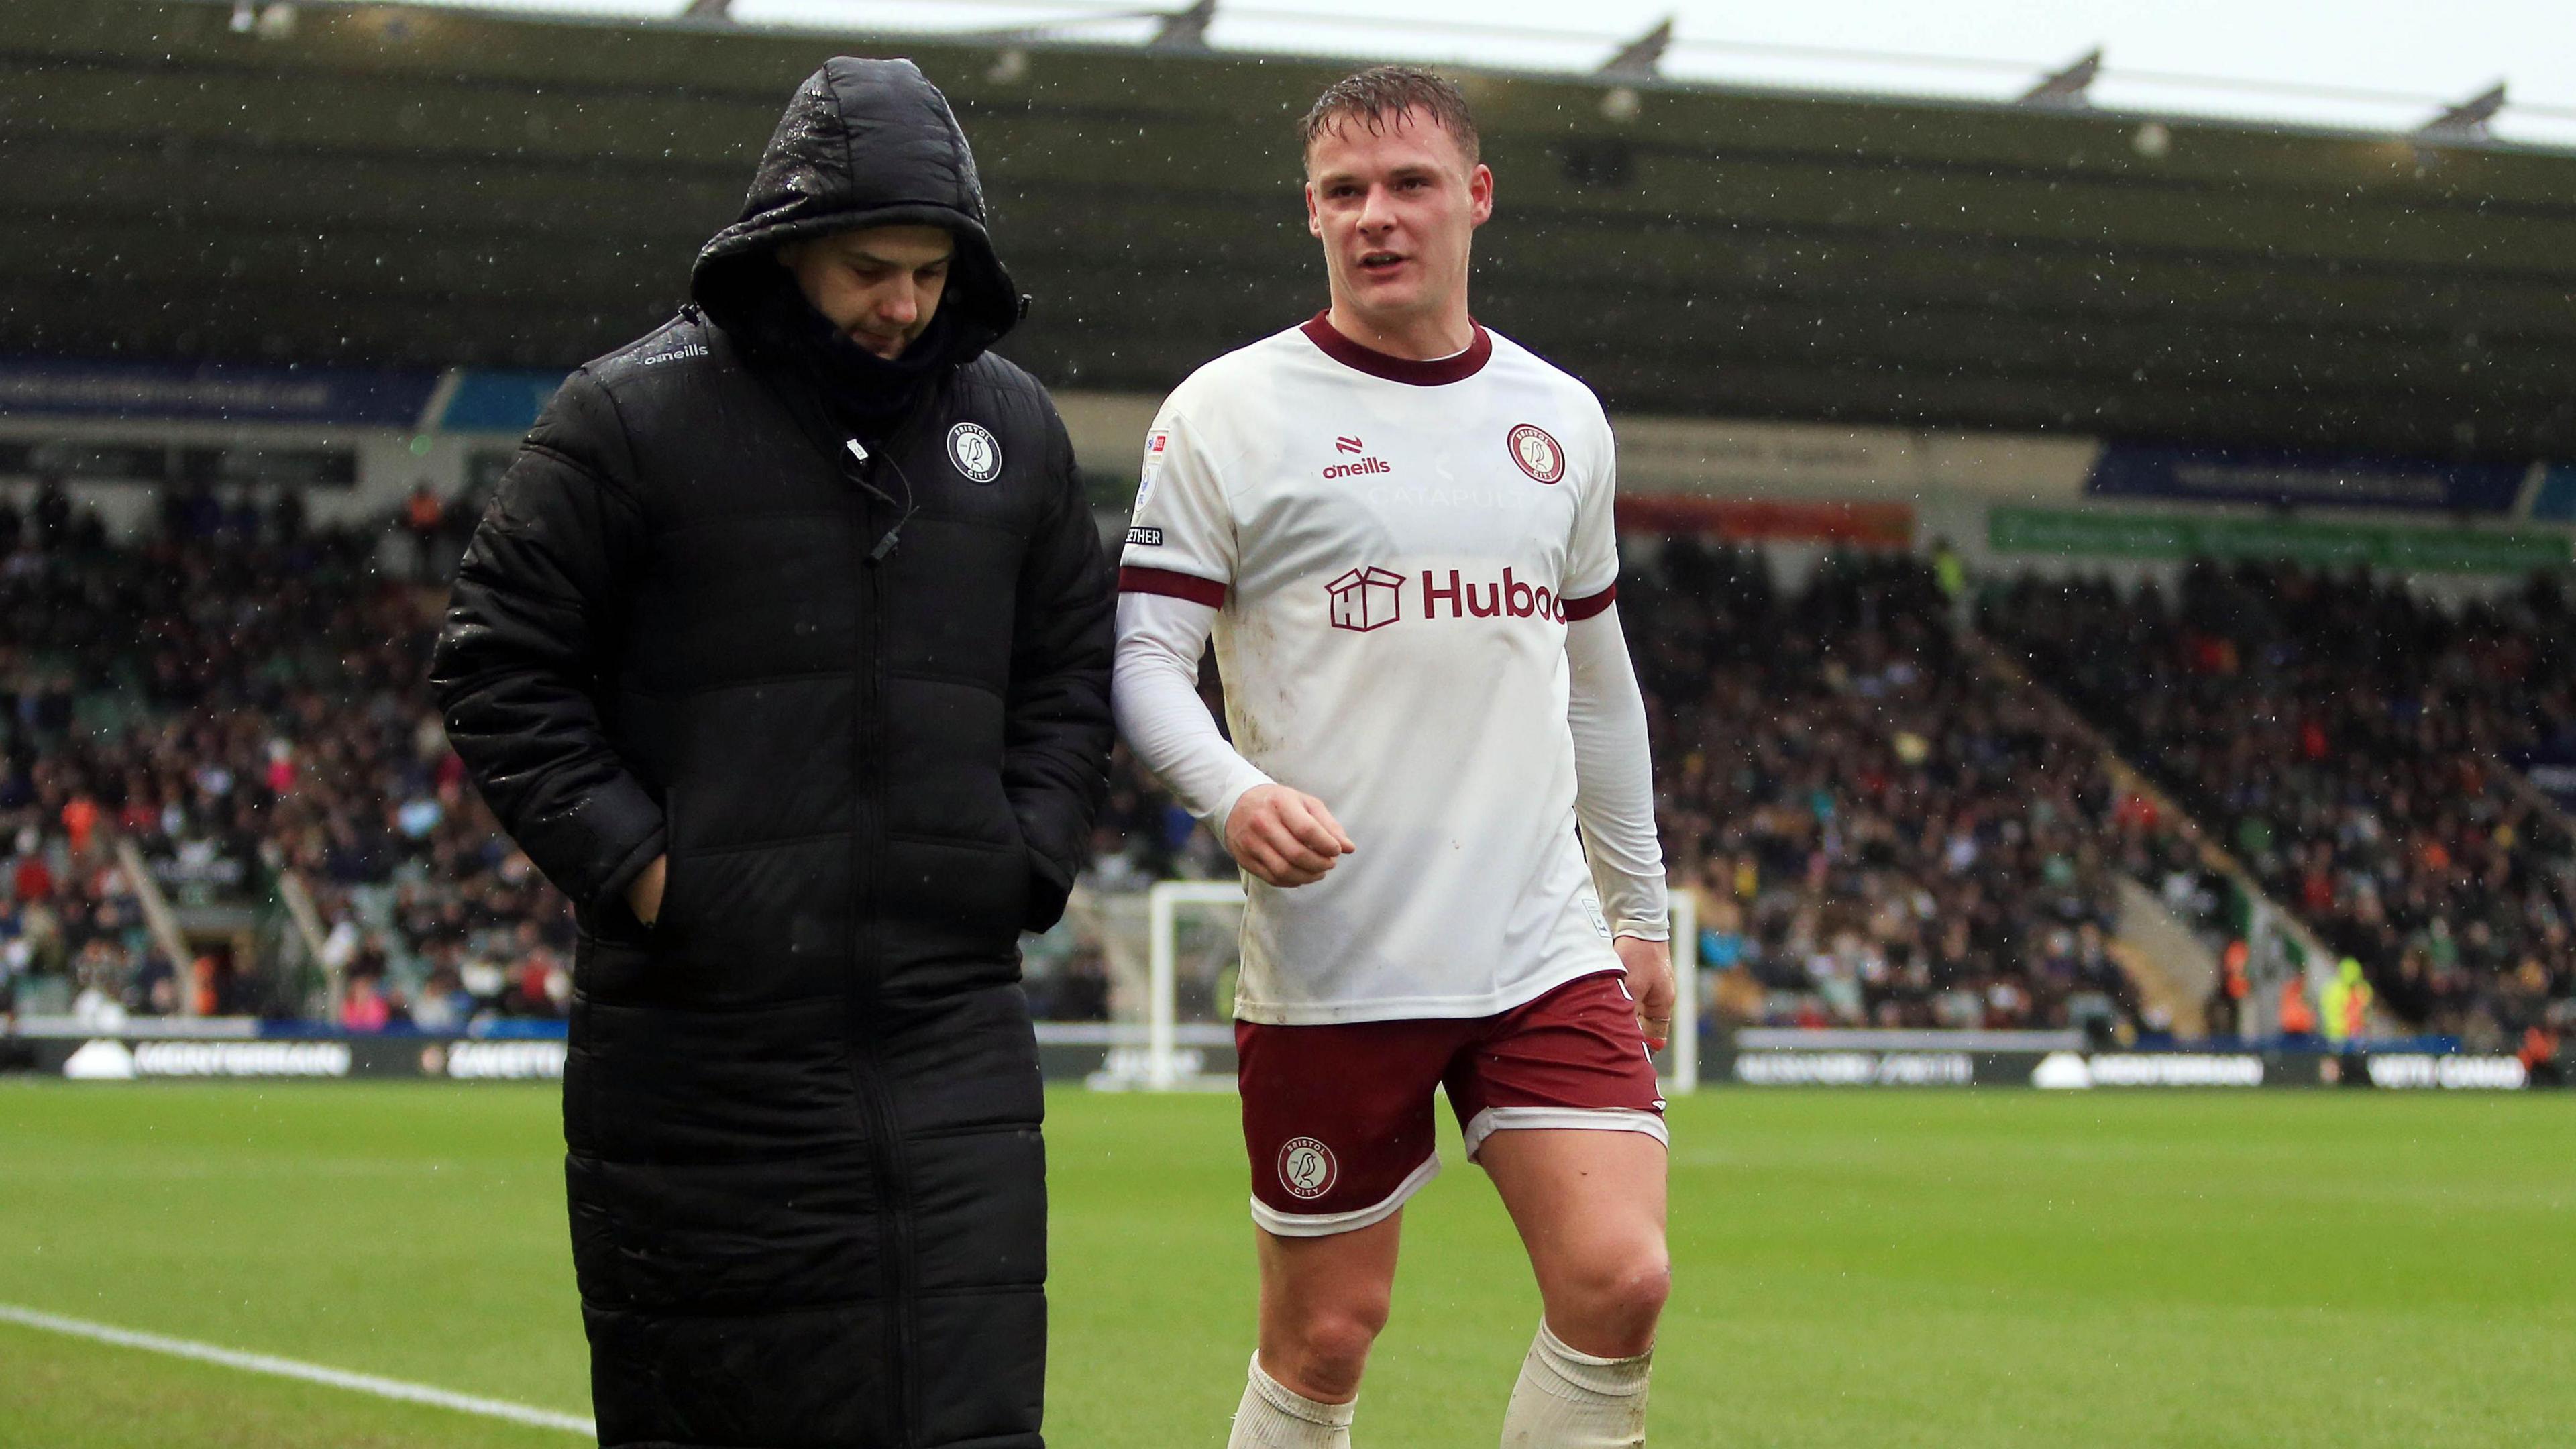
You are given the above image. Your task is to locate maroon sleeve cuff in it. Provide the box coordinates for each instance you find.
[1119,566,1228,608]
[1562,584,1618,621]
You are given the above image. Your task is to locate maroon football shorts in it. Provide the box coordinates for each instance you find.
[1235,969,1668,1237]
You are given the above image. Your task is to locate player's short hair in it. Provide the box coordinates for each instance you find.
[1298,65,1480,169]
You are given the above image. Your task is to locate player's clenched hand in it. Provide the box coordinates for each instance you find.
[1615,934,1676,1051]
[1224,784,1356,888]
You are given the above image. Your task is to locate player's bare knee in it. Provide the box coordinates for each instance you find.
[1551,1241,1669,1351]
[1279,1301,1384,1397]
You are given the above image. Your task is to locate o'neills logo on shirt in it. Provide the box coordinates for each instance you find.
[1327,565,1566,631]
[1323,434,1391,480]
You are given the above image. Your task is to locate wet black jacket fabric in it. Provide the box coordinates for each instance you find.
[429,58,1111,1449]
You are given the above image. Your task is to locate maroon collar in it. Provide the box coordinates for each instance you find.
[1300,311,1491,386]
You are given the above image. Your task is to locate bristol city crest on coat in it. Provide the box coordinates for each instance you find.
[948,421,1004,484]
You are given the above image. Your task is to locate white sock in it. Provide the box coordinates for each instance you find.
[1501,1321,1653,1448]
[1228,1351,1357,1448]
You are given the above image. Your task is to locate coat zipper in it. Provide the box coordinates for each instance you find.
[851,492,921,1447]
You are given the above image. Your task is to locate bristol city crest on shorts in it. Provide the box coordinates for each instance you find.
[1277,1136,1338,1201]
[1506,423,1565,484]
[947,422,1004,484]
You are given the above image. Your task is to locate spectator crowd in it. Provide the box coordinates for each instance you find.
[1095,543,2197,1038]
[5,470,2566,1052]
[1987,561,2575,1049]
[0,477,571,1030]
[1617,544,2190,1036]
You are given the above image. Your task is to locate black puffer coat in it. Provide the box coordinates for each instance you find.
[430,58,1112,1449]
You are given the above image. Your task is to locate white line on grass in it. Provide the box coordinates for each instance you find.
[0,1301,595,1436]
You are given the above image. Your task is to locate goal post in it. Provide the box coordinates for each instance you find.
[1143,879,1248,1090]
[1138,879,1700,1094]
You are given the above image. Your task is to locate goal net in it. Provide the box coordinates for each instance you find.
[1093,879,1699,1093]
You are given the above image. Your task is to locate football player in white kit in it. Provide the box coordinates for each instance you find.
[1114,67,1673,1448]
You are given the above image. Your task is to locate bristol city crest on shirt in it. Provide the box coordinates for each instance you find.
[947,422,1004,484]
[1277,1136,1338,1200]
[1506,423,1565,484]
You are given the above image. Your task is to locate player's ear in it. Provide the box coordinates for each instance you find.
[1468,164,1495,227]
[1305,180,1323,238]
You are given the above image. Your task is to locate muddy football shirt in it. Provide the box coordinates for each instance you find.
[1119,315,1631,1024]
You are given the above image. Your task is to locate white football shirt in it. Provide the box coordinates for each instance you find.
[1120,315,1633,1024]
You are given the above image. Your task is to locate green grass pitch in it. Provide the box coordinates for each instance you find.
[0,1083,2567,1447]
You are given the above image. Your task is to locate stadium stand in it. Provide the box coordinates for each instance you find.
[1617,543,2205,1038]
[0,482,572,1026]
[1986,560,2576,1049]
[1102,542,2222,1040]
[9,479,2565,1054]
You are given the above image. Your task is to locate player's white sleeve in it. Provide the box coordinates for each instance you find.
[1114,592,1274,835]
[1562,401,1623,606]
[1566,608,1668,941]
[1118,402,1234,594]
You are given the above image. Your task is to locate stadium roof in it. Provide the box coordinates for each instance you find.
[7,0,2576,460]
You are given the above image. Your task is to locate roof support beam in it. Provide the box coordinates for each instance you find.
[2415,82,2506,144]
[1150,0,1215,50]
[2019,48,2101,110]
[1598,19,1674,83]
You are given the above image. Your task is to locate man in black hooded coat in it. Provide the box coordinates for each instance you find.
[429,58,1112,1449]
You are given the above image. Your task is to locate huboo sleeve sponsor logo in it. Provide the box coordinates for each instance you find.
[947,421,1004,484]
[1507,423,1566,484]
[1278,1136,1339,1200]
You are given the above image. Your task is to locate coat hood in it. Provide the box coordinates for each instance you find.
[691,58,1022,360]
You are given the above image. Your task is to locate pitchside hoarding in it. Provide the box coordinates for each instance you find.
[0,357,441,427]
[2084,445,2530,514]
[4,1026,2541,1090]
[1709,1032,2534,1091]
[1988,507,2573,574]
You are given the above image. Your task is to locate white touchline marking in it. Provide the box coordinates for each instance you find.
[0,1301,595,1436]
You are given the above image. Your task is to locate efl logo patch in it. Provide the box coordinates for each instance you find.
[1136,429,1171,511]
[1126,525,1165,547]
[1507,423,1565,484]
[1279,1136,1338,1201]
[947,422,1003,484]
